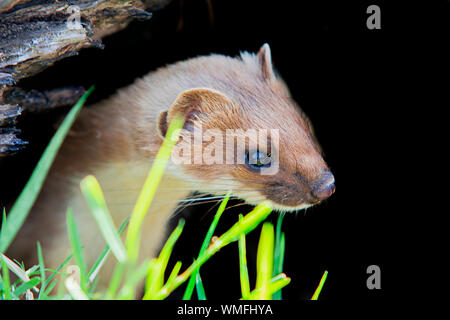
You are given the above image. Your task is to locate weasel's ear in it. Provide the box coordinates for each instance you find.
[257,43,276,81]
[157,88,233,138]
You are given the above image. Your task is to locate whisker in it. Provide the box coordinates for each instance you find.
[179,195,235,202]
[101,182,246,190]
[170,198,226,219]
[223,201,252,212]
[102,187,266,194]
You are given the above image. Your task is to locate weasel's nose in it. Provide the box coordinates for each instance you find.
[311,171,335,201]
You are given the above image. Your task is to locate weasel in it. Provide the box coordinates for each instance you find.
[7,44,335,289]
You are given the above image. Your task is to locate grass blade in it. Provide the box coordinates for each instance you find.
[166,261,182,287]
[14,277,40,297]
[43,253,73,289]
[42,280,58,298]
[245,273,291,300]
[66,208,88,293]
[88,216,129,282]
[0,86,94,253]
[198,192,231,256]
[182,259,196,300]
[273,212,285,300]
[106,262,125,299]
[80,175,127,263]
[125,114,185,264]
[143,219,185,299]
[117,259,152,300]
[148,202,272,300]
[238,214,250,299]
[254,223,274,300]
[1,208,6,237]
[195,272,206,300]
[0,253,31,283]
[154,219,185,284]
[183,192,231,300]
[218,202,272,246]
[311,270,328,300]
[36,242,46,299]
[1,258,11,299]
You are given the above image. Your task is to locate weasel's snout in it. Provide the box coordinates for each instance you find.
[311,170,335,202]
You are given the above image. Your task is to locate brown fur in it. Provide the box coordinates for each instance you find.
[7,44,334,290]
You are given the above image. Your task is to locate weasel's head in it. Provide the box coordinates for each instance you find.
[157,44,335,212]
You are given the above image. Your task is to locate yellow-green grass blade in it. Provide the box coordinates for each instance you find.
[125,114,185,264]
[117,259,152,300]
[143,219,185,299]
[238,214,250,299]
[311,270,328,300]
[147,202,272,300]
[245,273,290,300]
[254,222,275,300]
[218,202,272,246]
[80,175,127,263]
[166,261,182,287]
[0,86,94,253]
[106,261,125,299]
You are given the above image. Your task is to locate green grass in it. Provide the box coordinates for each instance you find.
[311,270,328,300]
[0,88,328,300]
[0,86,95,253]
[183,191,231,300]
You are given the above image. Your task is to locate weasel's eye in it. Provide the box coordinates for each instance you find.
[245,150,271,170]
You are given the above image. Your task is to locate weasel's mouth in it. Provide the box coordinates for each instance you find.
[240,194,317,212]
[264,200,316,213]
[262,191,319,210]
[229,189,322,213]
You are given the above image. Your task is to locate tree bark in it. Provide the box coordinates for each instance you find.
[0,0,171,156]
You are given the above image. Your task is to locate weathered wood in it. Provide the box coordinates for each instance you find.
[3,86,86,113]
[0,0,161,82]
[0,102,25,155]
[0,127,27,155]
[0,103,20,126]
[0,0,171,156]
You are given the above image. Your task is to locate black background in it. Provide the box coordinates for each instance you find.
[1,0,447,301]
